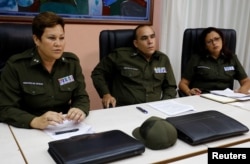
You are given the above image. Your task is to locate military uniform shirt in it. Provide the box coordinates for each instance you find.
[91,47,177,106]
[0,48,90,128]
[182,53,248,92]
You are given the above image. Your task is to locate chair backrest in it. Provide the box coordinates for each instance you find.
[99,29,134,60]
[181,28,237,75]
[0,23,35,73]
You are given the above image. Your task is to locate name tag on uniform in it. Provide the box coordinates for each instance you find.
[154,67,167,73]
[23,82,44,85]
[123,66,138,70]
[197,66,210,69]
[224,66,235,71]
[58,75,74,86]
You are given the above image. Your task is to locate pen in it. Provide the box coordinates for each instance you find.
[136,106,148,114]
[55,128,79,135]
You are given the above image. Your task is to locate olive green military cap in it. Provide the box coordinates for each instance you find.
[132,116,177,150]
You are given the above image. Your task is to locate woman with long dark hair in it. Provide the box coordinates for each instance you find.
[179,27,250,96]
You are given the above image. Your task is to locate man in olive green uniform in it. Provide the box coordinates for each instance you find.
[91,25,177,108]
[0,12,89,129]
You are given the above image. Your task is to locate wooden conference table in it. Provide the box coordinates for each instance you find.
[4,95,250,164]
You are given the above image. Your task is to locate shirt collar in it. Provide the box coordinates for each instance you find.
[30,49,68,66]
[132,49,160,60]
[206,52,226,60]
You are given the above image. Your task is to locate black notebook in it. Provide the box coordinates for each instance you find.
[48,130,145,164]
[166,110,249,145]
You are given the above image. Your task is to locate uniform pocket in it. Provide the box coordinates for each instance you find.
[59,82,77,92]
[121,69,140,78]
[154,73,165,81]
[224,70,235,77]
[195,66,211,76]
[23,85,45,95]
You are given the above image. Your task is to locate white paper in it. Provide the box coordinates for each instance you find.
[44,120,94,140]
[210,88,250,99]
[148,100,195,116]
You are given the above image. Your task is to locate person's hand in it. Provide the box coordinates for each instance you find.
[234,88,250,94]
[66,107,86,123]
[30,111,64,130]
[236,78,250,94]
[187,88,202,96]
[102,94,116,108]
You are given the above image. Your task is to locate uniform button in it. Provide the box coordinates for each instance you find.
[32,91,36,94]
[51,96,54,98]
[67,87,71,90]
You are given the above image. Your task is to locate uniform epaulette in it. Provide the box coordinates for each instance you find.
[156,50,165,56]
[8,48,34,62]
[63,52,79,61]
[114,47,134,51]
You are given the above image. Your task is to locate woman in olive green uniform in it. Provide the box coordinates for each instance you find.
[179,27,250,96]
[0,12,90,129]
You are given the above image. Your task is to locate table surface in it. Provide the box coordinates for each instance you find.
[169,141,250,164]
[0,123,25,164]
[7,95,250,164]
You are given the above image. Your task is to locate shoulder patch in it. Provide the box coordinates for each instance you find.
[114,47,134,52]
[63,52,79,61]
[8,48,34,63]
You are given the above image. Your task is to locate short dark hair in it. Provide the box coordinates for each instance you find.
[133,25,154,40]
[32,11,65,40]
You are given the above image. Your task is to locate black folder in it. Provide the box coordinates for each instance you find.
[48,130,145,164]
[166,110,249,145]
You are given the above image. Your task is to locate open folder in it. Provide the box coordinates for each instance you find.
[48,130,145,164]
[200,93,237,103]
[210,88,250,99]
[166,110,249,145]
[201,88,250,103]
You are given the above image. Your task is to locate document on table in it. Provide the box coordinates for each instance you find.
[210,88,250,100]
[201,93,237,103]
[148,100,195,116]
[44,120,94,140]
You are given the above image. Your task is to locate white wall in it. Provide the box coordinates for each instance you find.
[159,0,250,90]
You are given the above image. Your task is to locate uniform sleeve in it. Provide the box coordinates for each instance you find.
[0,62,35,128]
[233,54,248,80]
[182,54,200,81]
[91,53,116,98]
[161,55,177,99]
[70,57,90,116]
